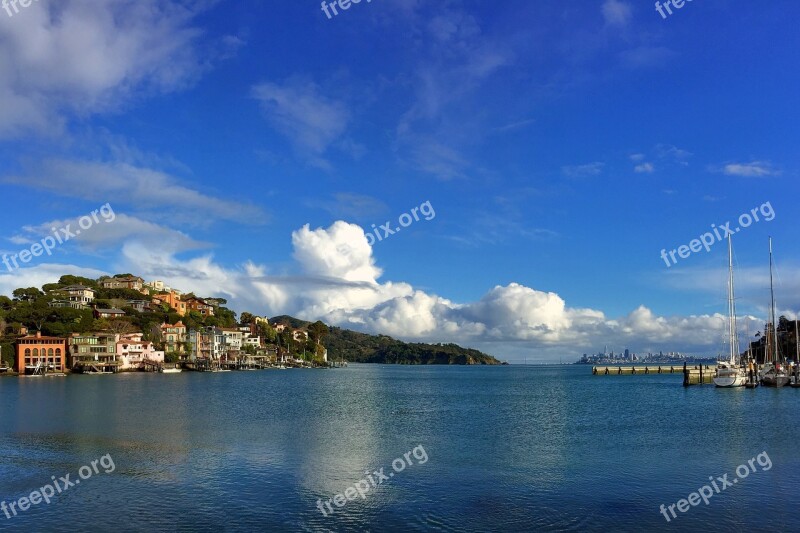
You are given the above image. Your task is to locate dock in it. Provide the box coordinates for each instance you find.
[592,364,716,385]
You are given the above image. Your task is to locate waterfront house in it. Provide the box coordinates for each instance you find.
[221,328,243,361]
[161,321,187,354]
[243,335,262,349]
[69,332,120,371]
[14,332,67,374]
[100,276,145,291]
[188,326,225,361]
[116,333,165,370]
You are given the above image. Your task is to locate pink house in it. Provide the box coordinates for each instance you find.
[116,333,165,370]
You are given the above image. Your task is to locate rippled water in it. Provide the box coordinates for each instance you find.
[1,365,799,531]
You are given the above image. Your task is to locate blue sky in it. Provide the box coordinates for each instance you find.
[0,0,798,362]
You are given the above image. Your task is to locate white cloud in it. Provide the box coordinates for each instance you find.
[562,162,604,178]
[0,263,108,296]
[251,79,349,169]
[306,193,389,220]
[11,213,208,255]
[722,161,779,177]
[619,46,676,68]
[656,144,692,160]
[4,159,267,226]
[634,162,654,173]
[0,0,214,139]
[602,0,633,27]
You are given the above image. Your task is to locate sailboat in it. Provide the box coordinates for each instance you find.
[791,320,800,388]
[761,237,789,388]
[714,235,747,387]
[744,324,759,388]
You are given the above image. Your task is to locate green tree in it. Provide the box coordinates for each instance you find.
[1,341,14,368]
[42,283,63,293]
[257,322,277,343]
[308,320,329,345]
[58,275,98,288]
[12,287,43,302]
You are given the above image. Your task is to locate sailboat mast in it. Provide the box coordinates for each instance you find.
[769,237,779,363]
[727,235,738,364]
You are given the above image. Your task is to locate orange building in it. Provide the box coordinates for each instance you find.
[15,332,67,374]
[152,291,187,316]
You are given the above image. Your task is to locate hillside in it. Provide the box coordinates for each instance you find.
[271,315,502,365]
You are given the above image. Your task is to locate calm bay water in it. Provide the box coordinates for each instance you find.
[1,364,799,532]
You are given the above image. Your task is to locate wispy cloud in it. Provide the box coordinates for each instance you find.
[562,162,604,178]
[634,162,655,173]
[492,118,536,134]
[722,161,780,177]
[306,193,389,220]
[4,159,267,226]
[656,143,692,161]
[619,46,677,68]
[251,78,349,169]
[602,0,633,27]
[12,213,209,255]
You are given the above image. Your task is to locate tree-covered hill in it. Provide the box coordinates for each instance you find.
[271,316,502,365]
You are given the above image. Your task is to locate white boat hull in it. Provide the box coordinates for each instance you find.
[714,367,747,387]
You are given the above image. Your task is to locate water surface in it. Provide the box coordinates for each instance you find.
[1,365,798,531]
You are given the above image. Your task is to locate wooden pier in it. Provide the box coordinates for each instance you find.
[592,364,716,385]
[142,358,164,372]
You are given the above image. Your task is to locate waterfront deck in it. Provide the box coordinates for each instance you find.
[592,364,716,385]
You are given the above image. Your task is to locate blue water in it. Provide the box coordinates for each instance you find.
[1,365,799,532]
